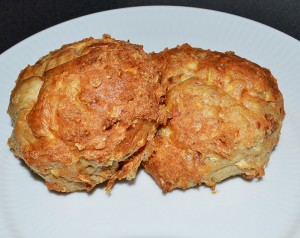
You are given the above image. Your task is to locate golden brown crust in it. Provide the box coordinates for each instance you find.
[143,44,285,192]
[8,35,163,192]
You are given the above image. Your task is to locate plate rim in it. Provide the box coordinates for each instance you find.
[1,5,299,57]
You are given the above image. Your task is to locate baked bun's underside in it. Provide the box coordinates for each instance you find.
[8,35,163,192]
[143,44,285,192]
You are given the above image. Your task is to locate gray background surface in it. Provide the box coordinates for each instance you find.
[1,0,299,53]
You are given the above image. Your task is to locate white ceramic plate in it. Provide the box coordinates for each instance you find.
[1,6,300,238]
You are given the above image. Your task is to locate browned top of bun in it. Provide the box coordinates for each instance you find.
[143,44,285,192]
[8,35,163,192]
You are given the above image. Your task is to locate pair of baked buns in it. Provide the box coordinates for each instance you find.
[7,35,285,193]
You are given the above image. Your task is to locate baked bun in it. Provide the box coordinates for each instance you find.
[143,44,285,192]
[8,35,163,192]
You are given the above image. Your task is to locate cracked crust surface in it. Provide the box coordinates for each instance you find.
[8,35,163,192]
[143,44,285,192]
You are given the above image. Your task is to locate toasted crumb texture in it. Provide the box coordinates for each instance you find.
[8,35,163,192]
[143,44,285,192]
